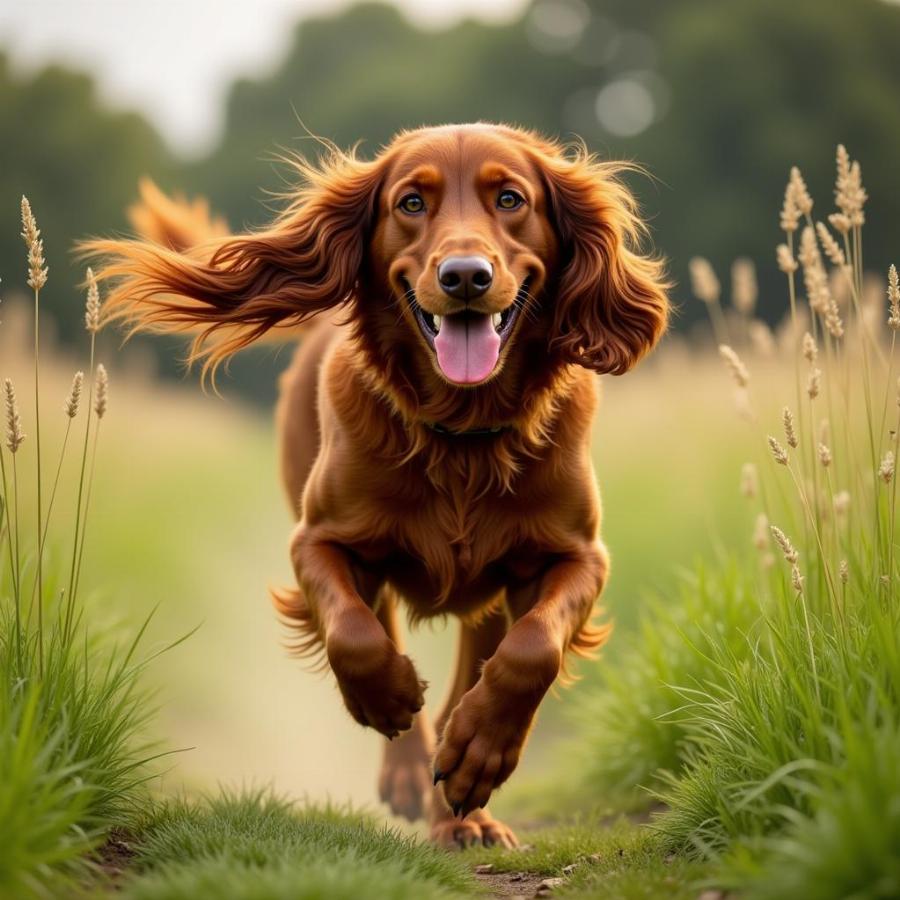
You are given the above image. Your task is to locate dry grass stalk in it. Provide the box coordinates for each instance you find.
[777,243,798,274]
[731,258,757,315]
[753,512,769,551]
[888,264,900,330]
[748,320,776,356]
[771,524,799,564]
[85,269,101,334]
[65,372,84,419]
[4,379,25,453]
[879,450,894,484]
[768,436,789,466]
[834,145,867,228]
[719,344,749,387]
[20,196,48,291]
[780,182,800,233]
[816,221,846,267]
[94,365,108,420]
[783,407,799,449]
[790,166,814,216]
[802,332,818,363]
[690,257,721,304]
[834,490,851,516]
[807,367,821,399]
[741,463,758,499]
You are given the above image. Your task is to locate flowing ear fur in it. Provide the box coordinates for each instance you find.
[533,144,670,374]
[83,147,385,380]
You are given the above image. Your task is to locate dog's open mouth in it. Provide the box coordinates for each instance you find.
[407,279,529,385]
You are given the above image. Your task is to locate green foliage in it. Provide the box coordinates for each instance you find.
[565,566,762,811]
[117,791,477,900]
[5,1,900,401]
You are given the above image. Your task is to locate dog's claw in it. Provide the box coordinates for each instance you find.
[452,802,462,817]
[433,769,444,785]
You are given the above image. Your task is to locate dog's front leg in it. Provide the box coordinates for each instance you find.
[290,524,426,737]
[434,540,609,816]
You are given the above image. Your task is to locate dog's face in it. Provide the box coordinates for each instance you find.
[94,123,668,391]
[371,126,558,386]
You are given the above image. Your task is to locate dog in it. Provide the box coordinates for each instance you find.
[89,123,669,848]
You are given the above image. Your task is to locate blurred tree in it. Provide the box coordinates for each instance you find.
[4,0,900,400]
[0,53,176,345]
[197,0,900,335]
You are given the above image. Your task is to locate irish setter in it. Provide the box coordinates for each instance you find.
[89,124,669,848]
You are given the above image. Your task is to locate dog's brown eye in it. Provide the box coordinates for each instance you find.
[398,193,425,214]
[497,190,525,211]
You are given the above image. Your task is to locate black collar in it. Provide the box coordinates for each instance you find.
[425,421,508,437]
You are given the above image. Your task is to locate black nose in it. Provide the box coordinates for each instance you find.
[437,255,493,300]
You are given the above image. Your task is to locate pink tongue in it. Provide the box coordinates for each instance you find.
[434,314,501,384]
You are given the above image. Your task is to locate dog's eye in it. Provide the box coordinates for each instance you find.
[497,190,525,211]
[398,193,426,214]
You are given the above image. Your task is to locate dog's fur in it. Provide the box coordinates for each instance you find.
[88,124,669,847]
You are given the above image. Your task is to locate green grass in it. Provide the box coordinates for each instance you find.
[112,791,477,900]
[463,817,704,900]
[0,208,165,897]
[550,150,900,898]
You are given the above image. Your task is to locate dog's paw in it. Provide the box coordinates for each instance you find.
[432,680,535,817]
[429,808,519,849]
[379,731,432,822]
[326,607,426,737]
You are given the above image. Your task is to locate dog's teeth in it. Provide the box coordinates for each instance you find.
[433,315,442,333]
[492,313,502,331]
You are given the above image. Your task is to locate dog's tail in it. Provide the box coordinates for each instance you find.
[127,178,230,253]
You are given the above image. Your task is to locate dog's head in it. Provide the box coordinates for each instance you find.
[93,124,669,391]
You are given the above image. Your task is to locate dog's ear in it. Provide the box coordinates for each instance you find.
[535,147,670,375]
[84,148,386,377]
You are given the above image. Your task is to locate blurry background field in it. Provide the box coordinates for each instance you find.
[2,0,899,836]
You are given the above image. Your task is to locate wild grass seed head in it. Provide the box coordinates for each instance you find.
[802,332,818,363]
[748,320,776,356]
[840,560,849,584]
[878,450,894,484]
[818,443,832,468]
[833,490,850,516]
[768,435,789,466]
[807,367,821,399]
[753,512,769,551]
[783,406,798,448]
[741,463,758,499]
[777,243,799,274]
[65,372,84,419]
[719,344,750,387]
[94,364,108,419]
[770,524,799,564]
[690,256,721,304]
[20,196,48,291]
[790,166,814,215]
[816,221,846,267]
[780,180,800,233]
[887,264,900,330]
[731,258,757,315]
[85,268,101,334]
[4,378,25,453]
[834,145,867,228]
[791,563,804,593]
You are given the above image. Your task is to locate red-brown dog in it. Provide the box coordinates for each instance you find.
[90,123,669,848]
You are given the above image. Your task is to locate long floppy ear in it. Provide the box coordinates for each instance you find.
[535,145,670,374]
[84,147,385,378]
